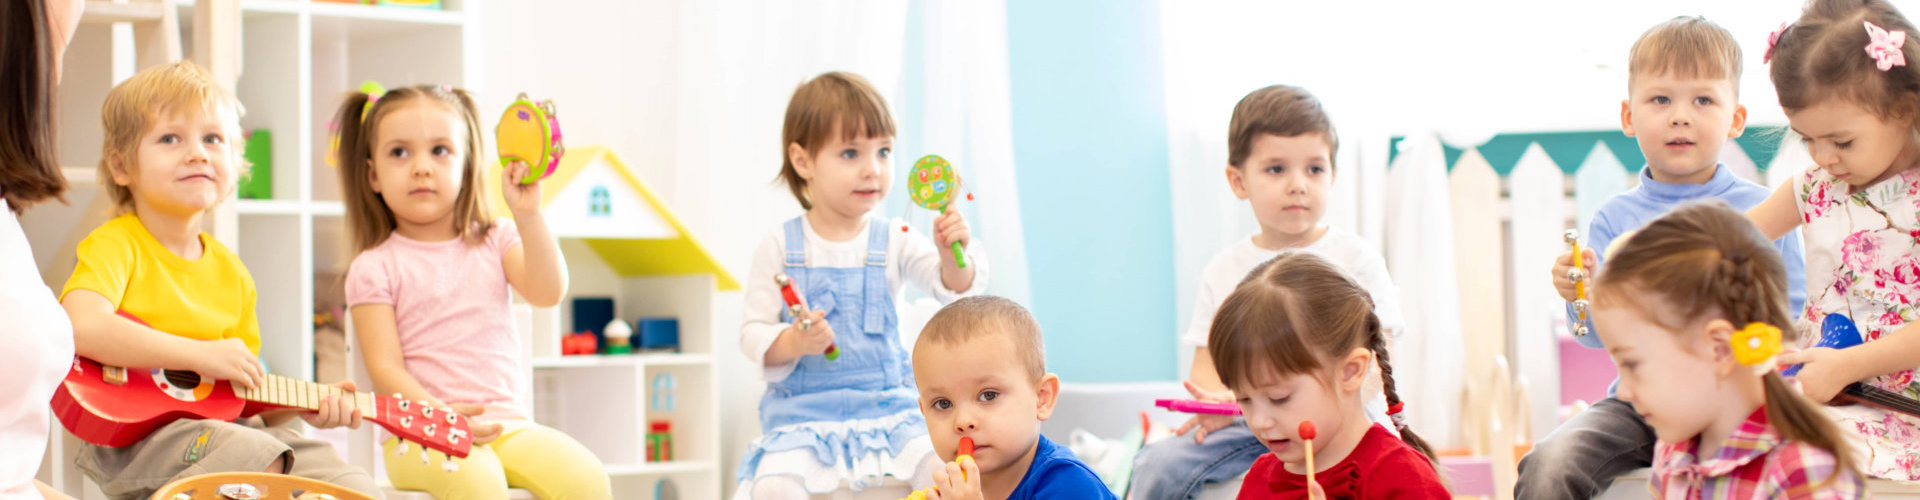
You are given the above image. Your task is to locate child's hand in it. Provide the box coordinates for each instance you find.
[934,203,971,257]
[194,338,264,391]
[450,403,504,445]
[779,310,835,359]
[1551,248,1597,302]
[1779,347,1856,403]
[927,455,982,500]
[1306,480,1326,500]
[302,380,363,430]
[1172,380,1238,444]
[501,160,542,215]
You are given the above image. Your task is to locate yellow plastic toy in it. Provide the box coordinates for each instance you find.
[1564,229,1591,337]
[902,437,974,499]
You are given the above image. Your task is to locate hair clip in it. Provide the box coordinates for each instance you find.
[1765,22,1791,63]
[1866,21,1907,71]
[1732,322,1783,375]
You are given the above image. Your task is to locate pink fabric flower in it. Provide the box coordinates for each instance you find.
[1867,21,1909,71]
[1766,22,1791,63]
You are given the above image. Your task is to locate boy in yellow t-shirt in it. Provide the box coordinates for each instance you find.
[58,61,379,500]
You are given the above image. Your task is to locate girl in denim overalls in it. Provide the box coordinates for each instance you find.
[735,72,987,499]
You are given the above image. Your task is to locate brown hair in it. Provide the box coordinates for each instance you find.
[98,61,248,212]
[333,85,492,253]
[1209,252,1436,462]
[1770,0,1920,125]
[918,295,1046,381]
[1628,16,1743,91]
[1594,202,1857,481]
[0,0,66,213]
[1226,85,1337,169]
[779,71,896,210]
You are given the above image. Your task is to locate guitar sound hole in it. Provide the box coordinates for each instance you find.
[162,370,202,388]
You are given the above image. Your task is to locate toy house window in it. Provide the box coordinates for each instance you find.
[589,186,611,217]
[650,373,676,412]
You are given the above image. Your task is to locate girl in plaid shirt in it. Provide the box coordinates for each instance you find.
[1591,202,1863,499]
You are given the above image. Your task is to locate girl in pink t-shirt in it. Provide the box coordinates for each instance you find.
[335,85,609,499]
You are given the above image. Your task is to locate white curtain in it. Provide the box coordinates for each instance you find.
[1384,134,1465,449]
[666,0,1021,492]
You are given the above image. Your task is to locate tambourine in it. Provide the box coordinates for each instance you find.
[909,155,966,268]
[496,92,563,185]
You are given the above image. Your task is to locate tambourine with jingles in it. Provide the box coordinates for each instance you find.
[496,92,564,184]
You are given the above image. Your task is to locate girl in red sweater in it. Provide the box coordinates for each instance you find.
[1208,251,1449,500]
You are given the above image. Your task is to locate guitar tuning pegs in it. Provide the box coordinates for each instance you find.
[446,413,458,424]
[397,398,411,411]
[421,405,435,418]
[396,441,410,456]
[420,449,431,465]
[425,424,438,438]
[400,416,413,428]
[442,457,460,472]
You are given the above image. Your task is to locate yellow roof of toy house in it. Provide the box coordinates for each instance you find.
[488,145,739,290]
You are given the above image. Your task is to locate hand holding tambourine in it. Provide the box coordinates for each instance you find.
[496,92,563,186]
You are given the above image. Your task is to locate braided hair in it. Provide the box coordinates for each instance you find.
[1594,201,1856,483]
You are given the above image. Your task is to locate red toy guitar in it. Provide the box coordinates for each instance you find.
[50,313,472,461]
[52,357,473,460]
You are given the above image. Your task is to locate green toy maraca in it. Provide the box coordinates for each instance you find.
[908,155,966,268]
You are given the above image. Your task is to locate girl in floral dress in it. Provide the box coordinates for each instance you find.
[1751,0,1920,479]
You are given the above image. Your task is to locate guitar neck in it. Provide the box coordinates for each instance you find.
[1841,383,1920,418]
[235,374,375,418]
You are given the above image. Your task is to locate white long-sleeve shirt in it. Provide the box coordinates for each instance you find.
[0,199,73,500]
[740,215,988,382]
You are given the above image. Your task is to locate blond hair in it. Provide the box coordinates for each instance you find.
[917,296,1047,381]
[98,61,248,212]
[1628,16,1743,92]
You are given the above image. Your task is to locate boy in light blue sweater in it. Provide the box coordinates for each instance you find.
[1515,16,1805,500]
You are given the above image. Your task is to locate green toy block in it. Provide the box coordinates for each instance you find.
[239,129,272,200]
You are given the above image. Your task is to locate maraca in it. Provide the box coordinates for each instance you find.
[909,155,967,268]
[902,437,976,500]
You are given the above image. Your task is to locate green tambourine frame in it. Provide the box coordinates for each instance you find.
[495,93,563,185]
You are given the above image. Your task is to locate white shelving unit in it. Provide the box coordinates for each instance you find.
[29,1,486,498]
[503,146,733,499]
